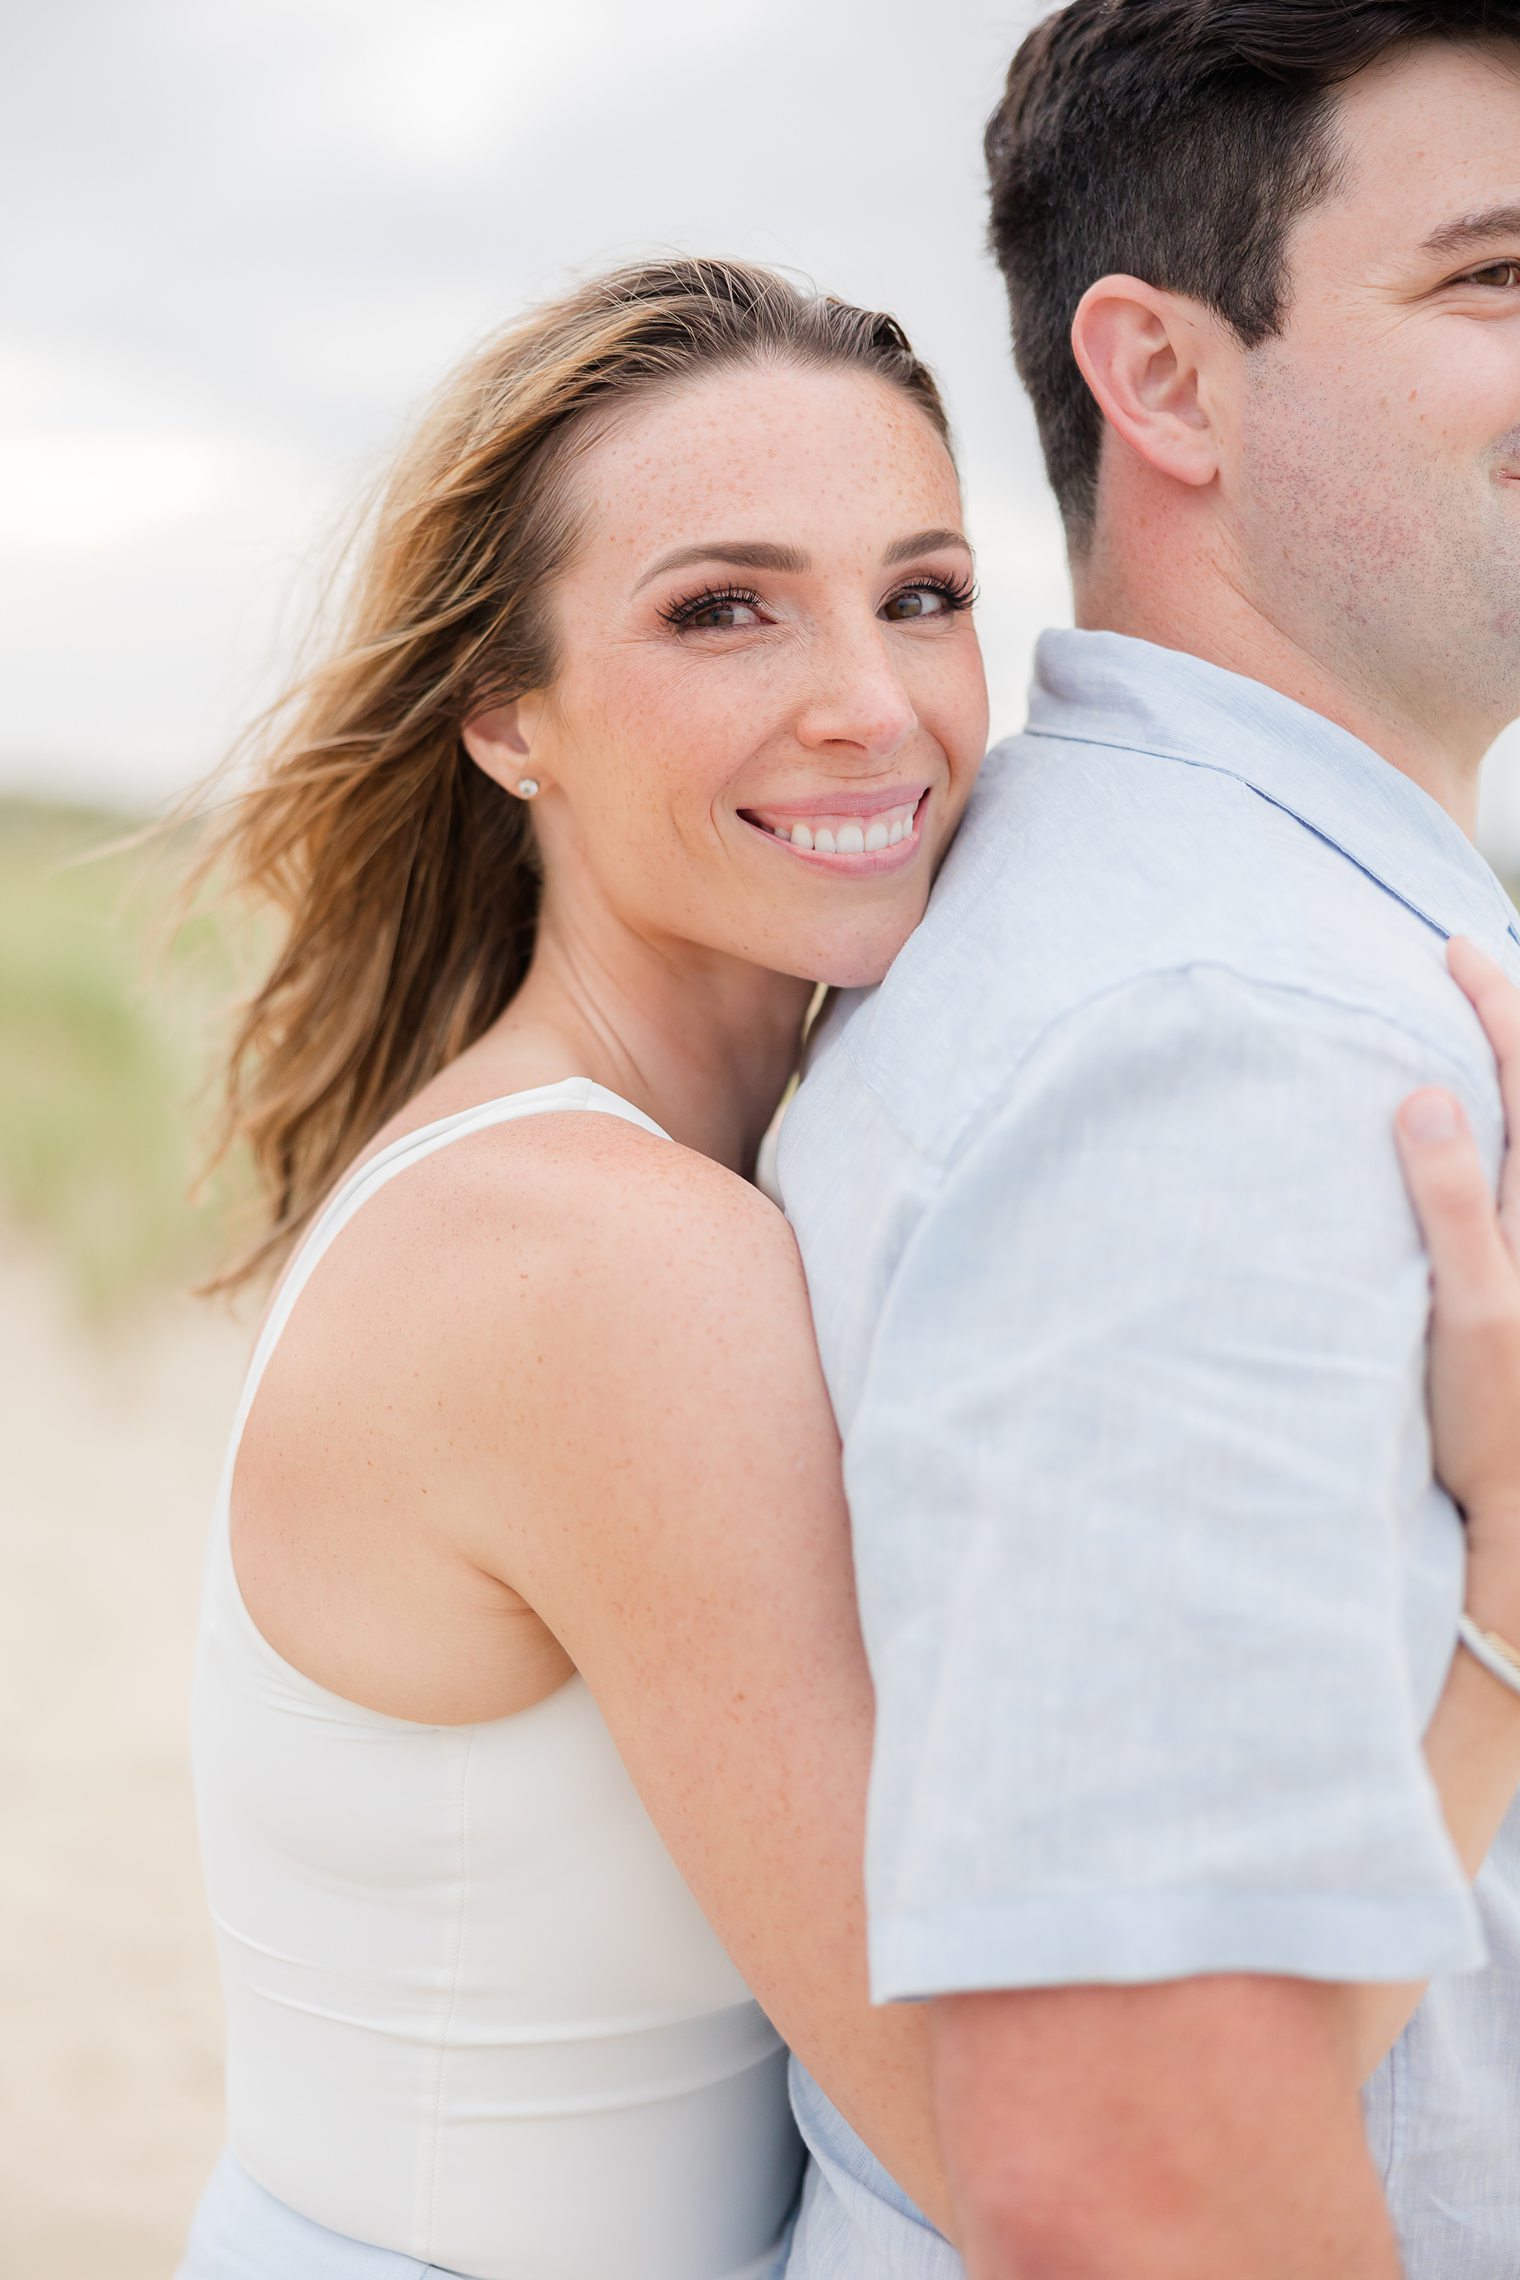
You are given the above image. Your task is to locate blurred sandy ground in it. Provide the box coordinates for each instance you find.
[0,1239,250,2277]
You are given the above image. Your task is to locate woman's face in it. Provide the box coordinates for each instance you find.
[472,360,989,991]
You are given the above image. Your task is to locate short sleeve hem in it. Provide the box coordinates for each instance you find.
[870,1885,1486,2005]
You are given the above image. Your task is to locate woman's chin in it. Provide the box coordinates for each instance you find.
[747,905,927,994]
[808,931,920,993]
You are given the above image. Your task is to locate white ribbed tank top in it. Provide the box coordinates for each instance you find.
[191,1078,804,2280]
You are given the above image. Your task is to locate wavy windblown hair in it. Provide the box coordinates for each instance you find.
[195,257,950,1289]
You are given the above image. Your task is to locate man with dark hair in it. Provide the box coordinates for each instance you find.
[780,4,1520,2274]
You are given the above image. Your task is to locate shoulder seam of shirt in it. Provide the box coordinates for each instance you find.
[1022,723,1517,938]
[833,955,1489,1189]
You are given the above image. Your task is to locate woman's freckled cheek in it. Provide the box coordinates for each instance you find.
[565,642,761,847]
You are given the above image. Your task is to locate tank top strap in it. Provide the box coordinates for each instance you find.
[226,1076,670,1461]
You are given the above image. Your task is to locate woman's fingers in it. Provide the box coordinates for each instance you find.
[1395,1089,1514,1313]
[1400,957,1520,1533]
[1448,937,1520,1247]
[1397,1086,1520,1533]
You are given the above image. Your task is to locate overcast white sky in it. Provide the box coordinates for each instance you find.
[5,0,1519,862]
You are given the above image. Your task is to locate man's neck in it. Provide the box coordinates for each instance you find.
[1074,543,1488,839]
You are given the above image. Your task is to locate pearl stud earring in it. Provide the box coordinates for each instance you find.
[515,777,540,799]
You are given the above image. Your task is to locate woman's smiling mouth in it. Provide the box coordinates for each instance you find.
[738,788,929,869]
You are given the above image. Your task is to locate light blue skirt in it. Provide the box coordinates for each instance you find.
[176,2151,474,2280]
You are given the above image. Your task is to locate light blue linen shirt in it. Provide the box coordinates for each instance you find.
[777,631,1520,2279]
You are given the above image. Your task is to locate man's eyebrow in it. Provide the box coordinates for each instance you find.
[1422,203,1520,261]
[633,540,809,592]
[881,526,972,566]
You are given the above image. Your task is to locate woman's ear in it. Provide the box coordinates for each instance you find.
[1070,274,1225,494]
[462,695,546,796]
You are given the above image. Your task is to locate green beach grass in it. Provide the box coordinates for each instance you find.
[0,796,252,1320]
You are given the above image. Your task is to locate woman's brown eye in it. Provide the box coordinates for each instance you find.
[692,602,754,629]
[883,587,949,622]
[1470,262,1520,290]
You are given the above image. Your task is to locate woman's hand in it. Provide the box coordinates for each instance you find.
[1395,937,1520,1625]
[1344,937,1520,2087]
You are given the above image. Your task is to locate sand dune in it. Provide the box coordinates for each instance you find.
[1,1243,251,2277]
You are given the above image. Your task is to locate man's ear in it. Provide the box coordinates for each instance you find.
[461,694,545,794]
[1070,275,1225,494]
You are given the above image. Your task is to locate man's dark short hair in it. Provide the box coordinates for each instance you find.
[987,0,1520,544]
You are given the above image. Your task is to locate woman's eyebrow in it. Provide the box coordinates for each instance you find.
[882,527,971,566]
[634,540,808,591]
[633,526,971,593]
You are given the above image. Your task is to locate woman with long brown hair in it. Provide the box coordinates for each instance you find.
[177,258,1520,2280]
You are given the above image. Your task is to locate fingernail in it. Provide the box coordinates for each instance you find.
[1401,1091,1460,1144]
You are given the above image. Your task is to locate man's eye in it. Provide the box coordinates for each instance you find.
[1464,261,1520,290]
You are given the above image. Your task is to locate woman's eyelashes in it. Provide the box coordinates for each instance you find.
[658,571,977,635]
[659,585,766,632]
[881,571,978,622]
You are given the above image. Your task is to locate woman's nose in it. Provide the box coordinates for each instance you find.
[792,623,919,761]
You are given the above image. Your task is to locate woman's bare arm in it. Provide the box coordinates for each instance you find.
[427,1109,955,2234]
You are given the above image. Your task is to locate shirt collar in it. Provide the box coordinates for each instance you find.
[1026,628,1520,956]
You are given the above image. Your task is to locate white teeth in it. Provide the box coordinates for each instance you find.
[755,800,920,856]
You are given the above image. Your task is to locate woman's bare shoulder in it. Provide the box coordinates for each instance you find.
[310,1105,811,1388]
[305,1107,833,1591]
